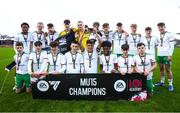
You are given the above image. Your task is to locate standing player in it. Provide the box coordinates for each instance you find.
[155,22,175,92]
[31,22,47,51]
[117,44,134,75]
[100,41,118,73]
[43,41,66,74]
[65,41,84,73]
[46,23,59,46]
[57,19,77,54]
[100,23,114,43]
[140,27,158,58]
[81,34,102,73]
[75,21,90,49]
[133,43,157,96]
[14,42,31,93]
[14,22,32,54]
[112,22,128,57]
[28,41,48,83]
[127,24,141,56]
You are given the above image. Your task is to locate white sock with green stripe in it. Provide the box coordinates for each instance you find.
[168,79,173,86]
[160,76,165,83]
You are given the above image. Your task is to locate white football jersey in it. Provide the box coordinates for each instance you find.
[157,32,175,56]
[31,31,47,50]
[112,31,127,54]
[14,52,29,74]
[83,48,98,73]
[46,53,66,74]
[65,52,84,73]
[127,34,141,55]
[28,51,47,82]
[14,32,32,54]
[140,36,158,57]
[100,31,114,43]
[28,51,47,73]
[117,56,134,73]
[100,54,118,73]
[46,31,59,45]
[133,54,155,80]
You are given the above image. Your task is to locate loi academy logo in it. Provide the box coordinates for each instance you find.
[114,80,126,92]
[37,80,49,92]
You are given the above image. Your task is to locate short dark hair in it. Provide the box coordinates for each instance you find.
[47,23,54,28]
[102,23,109,28]
[93,22,100,27]
[157,22,165,27]
[102,41,111,47]
[71,40,79,45]
[34,41,42,46]
[145,27,152,31]
[50,41,58,48]
[121,44,129,50]
[116,22,123,27]
[21,22,29,28]
[16,42,23,47]
[64,19,70,25]
[86,39,96,44]
[137,43,145,48]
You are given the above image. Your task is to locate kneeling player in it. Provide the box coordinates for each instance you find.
[117,44,134,75]
[28,41,48,82]
[100,41,118,73]
[14,42,31,93]
[42,41,66,74]
[65,41,84,73]
[133,43,156,96]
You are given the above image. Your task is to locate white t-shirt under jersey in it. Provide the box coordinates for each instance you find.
[100,54,117,73]
[14,52,29,74]
[83,48,98,73]
[65,51,84,73]
[133,54,155,80]
[117,55,134,73]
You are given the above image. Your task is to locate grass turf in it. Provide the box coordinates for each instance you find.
[0,47,180,112]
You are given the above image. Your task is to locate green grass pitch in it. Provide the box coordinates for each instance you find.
[0,47,180,112]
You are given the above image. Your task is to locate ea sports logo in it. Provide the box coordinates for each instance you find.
[114,80,126,92]
[37,80,49,92]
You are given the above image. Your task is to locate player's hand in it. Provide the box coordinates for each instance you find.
[52,71,60,75]
[41,72,48,76]
[127,71,133,74]
[120,72,126,75]
[111,69,116,73]
[168,56,172,61]
[93,27,98,34]
[100,70,105,73]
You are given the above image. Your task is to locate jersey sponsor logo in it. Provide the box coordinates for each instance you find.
[114,80,126,92]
